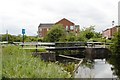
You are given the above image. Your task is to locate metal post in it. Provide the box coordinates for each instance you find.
[23,34,24,43]
[36,45,37,53]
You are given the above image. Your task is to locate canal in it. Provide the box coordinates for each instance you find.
[56,51,120,79]
[74,59,117,78]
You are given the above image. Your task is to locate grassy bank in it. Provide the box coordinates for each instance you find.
[2,46,71,78]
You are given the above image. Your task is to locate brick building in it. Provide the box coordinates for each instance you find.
[102,26,119,39]
[38,18,80,37]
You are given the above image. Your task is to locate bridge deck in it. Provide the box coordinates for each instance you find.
[46,47,85,50]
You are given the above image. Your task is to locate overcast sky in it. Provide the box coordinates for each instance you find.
[0,0,120,36]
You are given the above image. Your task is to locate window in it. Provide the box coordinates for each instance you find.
[76,28,77,31]
[66,26,68,30]
[47,28,49,31]
[39,28,42,31]
[70,26,74,30]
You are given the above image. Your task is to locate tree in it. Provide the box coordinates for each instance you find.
[66,32,76,42]
[109,55,120,79]
[77,26,95,41]
[111,26,120,54]
[109,26,120,78]
[44,24,66,42]
[2,34,15,43]
[76,31,87,42]
[94,32,102,38]
[14,34,22,42]
[85,32,94,39]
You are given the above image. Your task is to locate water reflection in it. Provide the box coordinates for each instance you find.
[56,49,120,79]
[75,59,116,78]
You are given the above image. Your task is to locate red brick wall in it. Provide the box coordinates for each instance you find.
[38,18,80,38]
[111,27,117,37]
[55,18,75,31]
[102,29,112,39]
[102,26,118,39]
[38,28,50,37]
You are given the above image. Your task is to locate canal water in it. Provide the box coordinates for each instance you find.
[74,59,117,78]
[55,48,120,79]
[57,53,120,79]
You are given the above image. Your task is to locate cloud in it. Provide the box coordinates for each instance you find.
[1,0,120,35]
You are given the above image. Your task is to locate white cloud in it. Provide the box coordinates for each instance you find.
[0,0,120,35]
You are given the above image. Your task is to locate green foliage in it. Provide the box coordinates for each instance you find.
[93,32,102,38]
[44,24,66,42]
[24,36,42,42]
[1,34,41,43]
[2,34,16,43]
[2,46,71,78]
[38,38,43,42]
[66,32,76,42]
[111,27,120,54]
[108,55,120,79]
[63,62,75,74]
[58,62,75,75]
[83,26,95,39]
[1,34,22,42]
[77,26,96,42]
[76,32,87,42]
[76,26,103,42]
[85,32,94,39]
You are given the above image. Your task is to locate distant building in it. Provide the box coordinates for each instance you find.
[38,18,80,38]
[102,26,119,39]
[38,24,54,38]
[118,1,120,25]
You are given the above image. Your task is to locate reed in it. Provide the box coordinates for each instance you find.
[2,46,71,78]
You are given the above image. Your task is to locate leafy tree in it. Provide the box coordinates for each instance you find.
[23,35,39,42]
[2,34,15,43]
[85,32,94,39]
[108,55,120,79]
[66,32,76,42]
[44,24,66,42]
[94,32,102,38]
[76,32,87,42]
[14,34,22,42]
[111,26,120,54]
[1,34,39,42]
[84,26,95,39]
[77,26,95,41]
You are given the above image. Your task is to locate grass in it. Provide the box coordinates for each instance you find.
[2,46,71,78]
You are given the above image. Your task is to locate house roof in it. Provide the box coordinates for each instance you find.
[38,18,76,28]
[55,18,74,25]
[38,23,54,28]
